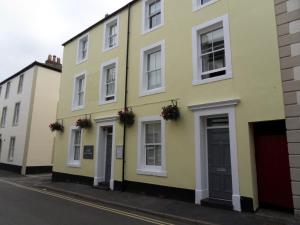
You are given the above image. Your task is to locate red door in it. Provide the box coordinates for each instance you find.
[254,122,293,210]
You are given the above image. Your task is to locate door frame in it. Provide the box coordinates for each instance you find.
[189,99,241,211]
[94,117,116,190]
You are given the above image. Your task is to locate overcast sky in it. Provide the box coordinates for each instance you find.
[0,0,131,81]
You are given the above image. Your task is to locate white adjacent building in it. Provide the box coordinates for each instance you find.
[0,56,61,174]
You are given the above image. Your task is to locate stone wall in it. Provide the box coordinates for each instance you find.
[274,0,300,217]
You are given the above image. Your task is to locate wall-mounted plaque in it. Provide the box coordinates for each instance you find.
[116,145,123,159]
[83,145,94,159]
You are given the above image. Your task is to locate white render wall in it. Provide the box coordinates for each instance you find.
[0,67,35,166]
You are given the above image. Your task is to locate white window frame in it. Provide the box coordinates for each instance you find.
[137,116,166,177]
[76,34,89,64]
[140,40,165,96]
[72,72,86,111]
[17,74,24,94]
[7,137,16,162]
[5,81,10,99]
[193,0,220,11]
[12,102,20,127]
[0,106,7,128]
[67,126,83,167]
[103,16,120,52]
[99,58,118,105]
[142,0,164,34]
[192,14,232,85]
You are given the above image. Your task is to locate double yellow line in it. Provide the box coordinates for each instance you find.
[0,179,174,225]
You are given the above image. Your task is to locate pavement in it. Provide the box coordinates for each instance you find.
[1,170,299,225]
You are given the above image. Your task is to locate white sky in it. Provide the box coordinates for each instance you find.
[0,0,131,81]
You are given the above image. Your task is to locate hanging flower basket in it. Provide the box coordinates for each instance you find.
[49,122,64,132]
[76,118,92,129]
[118,107,135,126]
[161,101,180,121]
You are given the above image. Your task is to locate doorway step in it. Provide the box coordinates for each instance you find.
[201,198,233,210]
[94,182,110,191]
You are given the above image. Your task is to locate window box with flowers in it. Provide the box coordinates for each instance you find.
[76,118,92,129]
[118,107,135,126]
[49,121,64,132]
[161,100,180,121]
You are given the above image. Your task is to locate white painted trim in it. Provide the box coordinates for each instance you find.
[139,40,166,97]
[99,58,118,105]
[192,14,232,85]
[141,0,165,35]
[71,71,87,111]
[188,99,240,111]
[137,115,167,177]
[94,120,116,190]
[76,33,89,64]
[192,102,241,211]
[102,16,120,52]
[67,126,83,167]
[94,116,118,123]
[192,0,220,12]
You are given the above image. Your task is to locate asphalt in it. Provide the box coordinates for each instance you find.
[1,170,299,225]
[0,177,182,225]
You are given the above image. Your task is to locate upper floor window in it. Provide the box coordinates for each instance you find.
[193,0,219,11]
[100,59,118,104]
[17,74,24,94]
[142,0,164,33]
[12,102,20,126]
[0,107,7,128]
[8,137,16,162]
[68,127,82,167]
[137,116,166,177]
[77,34,89,64]
[0,86,2,97]
[72,73,86,111]
[192,15,232,85]
[140,41,165,96]
[103,16,119,51]
[5,82,10,99]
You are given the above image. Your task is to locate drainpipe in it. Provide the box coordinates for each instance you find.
[122,3,131,191]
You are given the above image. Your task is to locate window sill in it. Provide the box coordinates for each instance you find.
[140,87,166,97]
[193,0,220,12]
[137,168,167,177]
[142,23,164,35]
[67,162,81,168]
[99,99,117,105]
[76,58,88,65]
[103,44,119,53]
[71,105,85,112]
[193,74,232,86]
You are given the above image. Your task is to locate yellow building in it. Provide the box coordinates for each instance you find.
[52,0,295,213]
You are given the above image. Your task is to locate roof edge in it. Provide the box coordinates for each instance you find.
[62,0,138,46]
[0,61,61,85]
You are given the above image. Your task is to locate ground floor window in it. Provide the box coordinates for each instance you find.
[137,116,166,177]
[68,127,82,166]
[8,137,15,162]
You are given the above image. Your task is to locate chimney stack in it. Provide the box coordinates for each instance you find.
[45,54,62,70]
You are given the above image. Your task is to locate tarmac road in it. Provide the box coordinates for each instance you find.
[0,179,182,225]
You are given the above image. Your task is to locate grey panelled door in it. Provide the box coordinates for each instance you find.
[207,127,232,201]
[105,127,113,184]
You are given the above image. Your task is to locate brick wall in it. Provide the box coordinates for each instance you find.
[274,0,300,217]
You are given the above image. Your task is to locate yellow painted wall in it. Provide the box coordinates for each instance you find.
[26,67,61,166]
[53,0,284,208]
